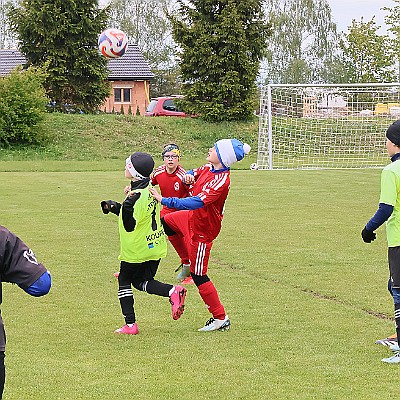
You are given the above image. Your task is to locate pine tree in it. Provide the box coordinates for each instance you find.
[8,0,111,113]
[169,0,270,122]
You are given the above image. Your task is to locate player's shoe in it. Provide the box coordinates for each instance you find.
[382,351,400,364]
[181,276,194,285]
[114,323,139,335]
[375,334,397,347]
[113,272,120,278]
[169,285,187,320]
[389,343,400,352]
[176,264,190,282]
[198,315,231,332]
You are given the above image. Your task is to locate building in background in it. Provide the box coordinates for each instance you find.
[0,45,154,115]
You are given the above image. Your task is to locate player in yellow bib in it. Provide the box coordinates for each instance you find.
[362,120,400,363]
[101,152,186,335]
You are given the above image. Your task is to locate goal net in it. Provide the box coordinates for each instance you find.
[258,83,400,169]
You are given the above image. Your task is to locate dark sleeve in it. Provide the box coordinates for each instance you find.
[122,192,141,232]
[0,229,46,289]
[366,203,394,231]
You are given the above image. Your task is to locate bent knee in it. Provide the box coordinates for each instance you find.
[191,273,210,286]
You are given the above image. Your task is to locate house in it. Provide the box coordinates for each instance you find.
[0,45,154,115]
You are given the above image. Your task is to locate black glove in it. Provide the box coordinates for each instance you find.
[362,227,376,243]
[101,200,121,215]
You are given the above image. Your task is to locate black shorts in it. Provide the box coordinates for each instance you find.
[119,259,160,287]
[388,246,400,288]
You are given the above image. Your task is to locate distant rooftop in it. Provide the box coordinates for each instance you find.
[0,44,154,80]
[0,49,26,77]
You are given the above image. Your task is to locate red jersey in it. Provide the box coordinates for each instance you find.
[189,164,230,242]
[151,165,189,215]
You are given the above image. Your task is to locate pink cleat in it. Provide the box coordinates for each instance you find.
[113,272,120,278]
[169,285,187,320]
[114,323,139,335]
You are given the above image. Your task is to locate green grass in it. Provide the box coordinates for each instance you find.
[0,114,259,170]
[0,166,398,399]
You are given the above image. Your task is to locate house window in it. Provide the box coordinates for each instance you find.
[114,88,131,103]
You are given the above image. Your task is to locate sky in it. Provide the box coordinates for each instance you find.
[328,0,396,33]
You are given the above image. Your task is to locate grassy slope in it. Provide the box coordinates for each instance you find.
[0,114,259,171]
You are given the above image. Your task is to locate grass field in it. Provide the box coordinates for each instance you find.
[0,162,397,399]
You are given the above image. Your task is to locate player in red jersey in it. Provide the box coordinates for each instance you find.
[149,139,250,331]
[152,144,189,218]
[151,144,191,282]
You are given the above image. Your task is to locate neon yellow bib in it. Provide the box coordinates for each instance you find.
[118,187,167,262]
[380,160,400,247]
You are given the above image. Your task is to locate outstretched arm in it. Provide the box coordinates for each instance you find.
[149,187,204,210]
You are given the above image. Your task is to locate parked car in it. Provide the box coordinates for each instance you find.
[145,96,188,117]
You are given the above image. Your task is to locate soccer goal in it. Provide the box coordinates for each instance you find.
[258,83,400,169]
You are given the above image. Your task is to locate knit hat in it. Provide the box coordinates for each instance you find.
[386,120,400,146]
[214,139,251,168]
[162,143,180,159]
[125,152,154,180]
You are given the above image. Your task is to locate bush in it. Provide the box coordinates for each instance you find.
[0,66,49,145]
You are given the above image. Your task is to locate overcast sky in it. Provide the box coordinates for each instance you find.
[328,0,395,33]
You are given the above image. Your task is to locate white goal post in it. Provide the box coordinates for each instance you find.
[257,83,400,170]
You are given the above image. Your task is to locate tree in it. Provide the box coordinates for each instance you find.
[108,0,173,68]
[0,66,49,144]
[8,0,111,113]
[339,18,396,83]
[0,0,17,48]
[169,0,270,122]
[384,0,400,81]
[263,0,339,84]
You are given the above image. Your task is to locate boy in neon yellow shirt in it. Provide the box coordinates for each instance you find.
[101,152,186,335]
[362,120,400,363]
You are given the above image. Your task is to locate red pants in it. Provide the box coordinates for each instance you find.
[163,210,225,319]
[161,208,190,265]
[163,210,213,275]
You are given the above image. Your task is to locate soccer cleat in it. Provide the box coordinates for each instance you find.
[113,272,120,278]
[176,264,190,282]
[181,276,194,285]
[198,315,231,332]
[389,343,400,352]
[375,334,397,347]
[382,351,400,364]
[169,285,187,320]
[114,323,139,335]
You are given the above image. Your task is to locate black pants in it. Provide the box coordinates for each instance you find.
[117,259,173,324]
[0,351,5,399]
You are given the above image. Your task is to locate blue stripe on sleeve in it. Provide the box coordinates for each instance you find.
[161,195,204,210]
